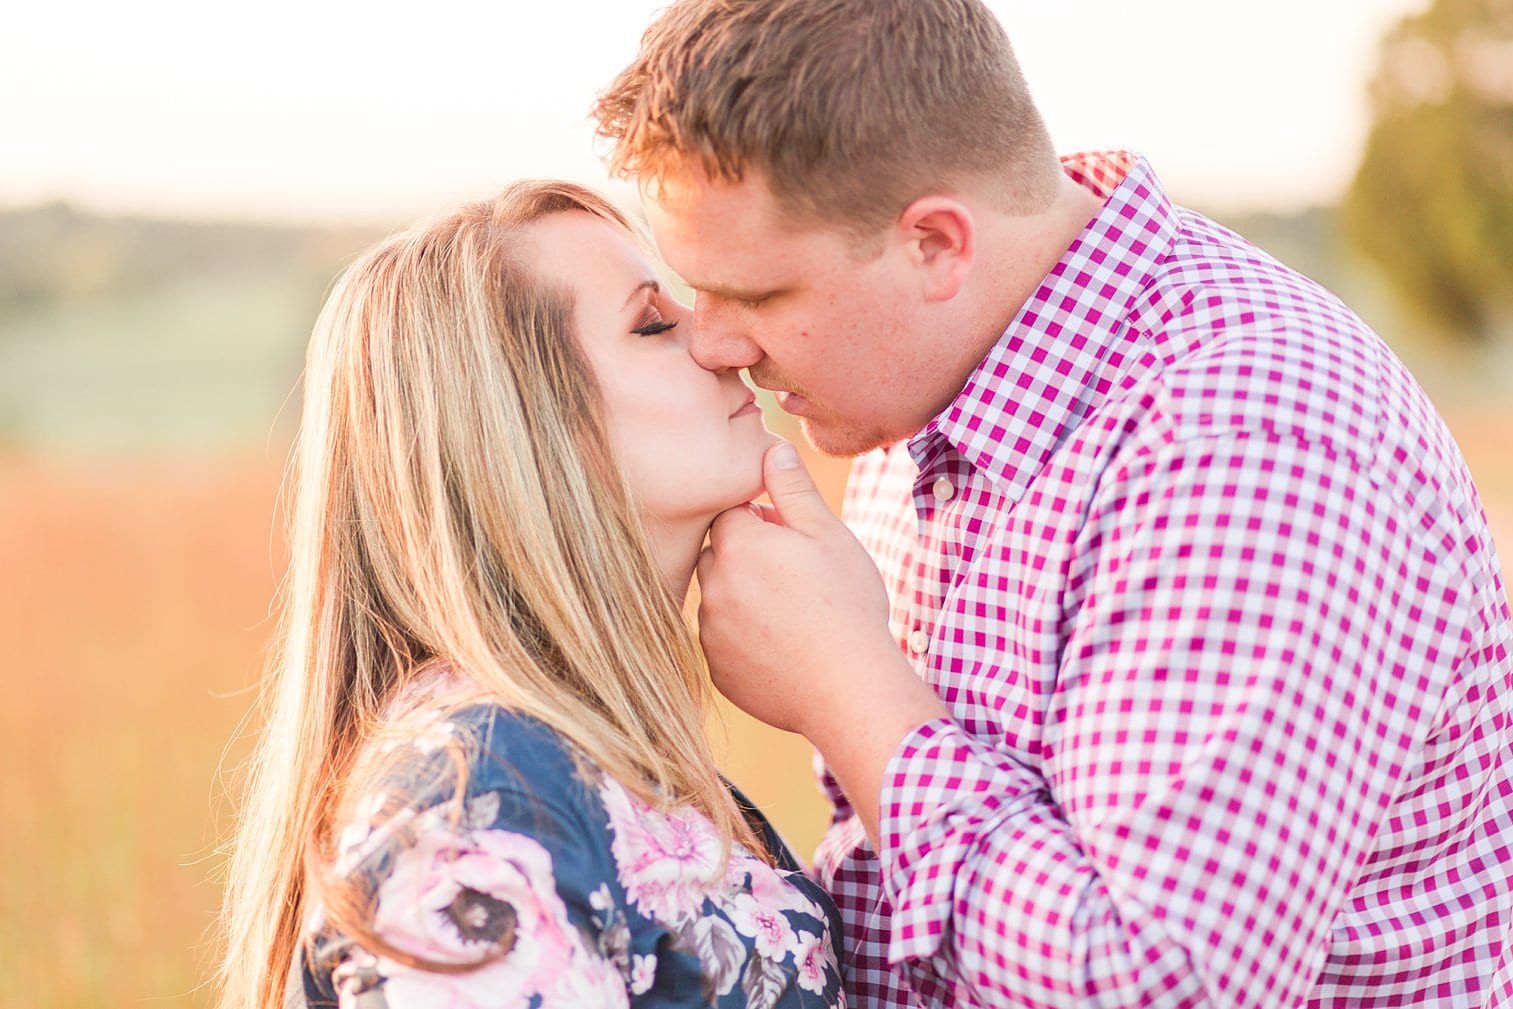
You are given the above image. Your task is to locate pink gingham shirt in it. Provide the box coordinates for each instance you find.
[815,152,1513,1008]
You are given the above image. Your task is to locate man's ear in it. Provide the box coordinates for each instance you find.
[897,196,975,302]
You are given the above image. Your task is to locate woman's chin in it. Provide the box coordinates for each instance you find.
[688,437,783,518]
[742,436,781,499]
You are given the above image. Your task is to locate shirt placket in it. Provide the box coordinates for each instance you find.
[905,457,970,677]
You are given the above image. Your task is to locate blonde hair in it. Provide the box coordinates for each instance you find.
[216,181,766,1009]
[593,0,1064,239]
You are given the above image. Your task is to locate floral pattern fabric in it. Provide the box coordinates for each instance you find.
[292,702,846,1009]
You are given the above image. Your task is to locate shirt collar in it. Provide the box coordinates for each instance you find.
[908,151,1179,499]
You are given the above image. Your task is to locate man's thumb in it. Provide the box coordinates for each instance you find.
[763,442,829,529]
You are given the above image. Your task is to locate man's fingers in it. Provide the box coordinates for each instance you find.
[751,501,782,525]
[694,545,723,627]
[708,501,762,550]
[763,442,833,533]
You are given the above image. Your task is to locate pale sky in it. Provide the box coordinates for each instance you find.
[0,0,1426,226]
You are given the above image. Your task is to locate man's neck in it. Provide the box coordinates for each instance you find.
[973,173,1108,355]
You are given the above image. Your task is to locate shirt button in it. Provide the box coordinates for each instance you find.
[907,628,930,655]
[932,477,955,502]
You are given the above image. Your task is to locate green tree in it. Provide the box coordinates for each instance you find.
[1343,0,1513,343]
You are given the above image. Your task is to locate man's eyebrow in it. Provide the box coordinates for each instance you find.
[622,279,660,309]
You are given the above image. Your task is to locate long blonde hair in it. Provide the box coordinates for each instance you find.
[216,181,764,1009]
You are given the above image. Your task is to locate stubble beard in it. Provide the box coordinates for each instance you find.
[796,415,897,459]
[752,365,900,458]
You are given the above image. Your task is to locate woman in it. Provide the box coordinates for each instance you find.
[216,182,845,1009]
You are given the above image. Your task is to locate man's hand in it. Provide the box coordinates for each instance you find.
[697,441,897,734]
[697,442,949,840]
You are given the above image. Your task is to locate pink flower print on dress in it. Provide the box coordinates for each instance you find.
[598,777,726,926]
[378,704,459,756]
[790,930,832,996]
[331,946,382,1009]
[724,892,798,961]
[333,792,419,878]
[543,953,631,1009]
[373,821,621,1009]
[629,953,657,995]
[731,853,818,917]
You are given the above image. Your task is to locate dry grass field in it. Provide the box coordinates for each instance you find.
[0,415,1507,1009]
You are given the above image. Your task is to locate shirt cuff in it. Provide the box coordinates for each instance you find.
[877,718,1045,964]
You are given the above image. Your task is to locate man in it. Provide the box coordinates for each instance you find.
[593,1,1513,1006]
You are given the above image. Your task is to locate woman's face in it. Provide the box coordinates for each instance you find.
[526,211,777,527]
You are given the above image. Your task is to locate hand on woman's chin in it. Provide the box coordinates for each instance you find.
[740,433,781,506]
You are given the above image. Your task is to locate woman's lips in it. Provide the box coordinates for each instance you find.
[730,399,762,419]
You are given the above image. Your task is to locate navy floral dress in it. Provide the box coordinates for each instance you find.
[290,694,846,1009]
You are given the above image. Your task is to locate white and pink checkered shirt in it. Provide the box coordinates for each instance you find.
[815,151,1513,1008]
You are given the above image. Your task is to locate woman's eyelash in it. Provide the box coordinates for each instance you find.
[632,319,679,337]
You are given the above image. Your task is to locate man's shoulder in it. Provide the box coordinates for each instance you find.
[1152,206,1365,338]
[1111,208,1404,450]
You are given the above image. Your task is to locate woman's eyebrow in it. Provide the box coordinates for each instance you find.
[622,279,660,309]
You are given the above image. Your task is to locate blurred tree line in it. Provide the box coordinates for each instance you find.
[1344,0,1513,344]
[0,202,375,318]
[0,206,379,449]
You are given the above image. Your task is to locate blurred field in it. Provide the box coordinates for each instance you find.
[0,440,850,1009]
[0,416,1508,1009]
[0,455,278,1009]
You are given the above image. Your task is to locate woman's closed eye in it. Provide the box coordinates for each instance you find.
[632,314,678,337]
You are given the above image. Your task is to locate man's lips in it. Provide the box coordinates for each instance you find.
[775,390,811,414]
[748,375,812,416]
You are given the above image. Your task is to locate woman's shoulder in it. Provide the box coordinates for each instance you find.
[451,700,596,808]
[357,678,592,806]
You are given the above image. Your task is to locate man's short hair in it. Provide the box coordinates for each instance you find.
[593,0,1063,238]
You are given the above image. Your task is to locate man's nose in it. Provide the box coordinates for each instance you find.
[690,296,762,372]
